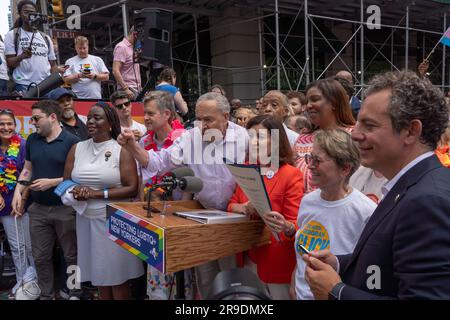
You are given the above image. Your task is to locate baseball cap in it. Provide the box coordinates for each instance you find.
[48,87,77,101]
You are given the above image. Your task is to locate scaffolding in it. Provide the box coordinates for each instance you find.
[49,0,450,99]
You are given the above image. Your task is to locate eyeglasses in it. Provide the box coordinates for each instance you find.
[305,153,332,167]
[30,114,47,123]
[115,101,131,110]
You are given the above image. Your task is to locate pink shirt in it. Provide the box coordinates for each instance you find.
[113,38,141,91]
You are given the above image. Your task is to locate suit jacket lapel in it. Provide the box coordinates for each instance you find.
[343,155,442,275]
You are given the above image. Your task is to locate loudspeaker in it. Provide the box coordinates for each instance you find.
[134,8,173,67]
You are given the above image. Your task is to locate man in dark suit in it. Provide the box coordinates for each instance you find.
[302,70,450,300]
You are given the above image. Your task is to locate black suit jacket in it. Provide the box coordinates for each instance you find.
[338,155,450,299]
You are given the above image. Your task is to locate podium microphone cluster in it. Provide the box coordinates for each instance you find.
[152,167,203,193]
[145,167,203,217]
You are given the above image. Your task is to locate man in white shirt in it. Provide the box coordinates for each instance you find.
[63,36,109,99]
[302,70,450,300]
[260,90,299,148]
[117,92,249,298]
[4,0,58,94]
[0,36,9,96]
[110,90,147,141]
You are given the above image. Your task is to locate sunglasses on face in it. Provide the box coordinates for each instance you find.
[115,101,131,110]
[30,114,47,123]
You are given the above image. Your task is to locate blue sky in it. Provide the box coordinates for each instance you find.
[0,0,11,38]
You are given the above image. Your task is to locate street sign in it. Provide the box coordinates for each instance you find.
[51,29,80,39]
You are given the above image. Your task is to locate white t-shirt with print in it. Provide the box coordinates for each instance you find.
[64,54,109,99]
[294,188,376,300]
[4,28,56,85]
[0,40,9,81]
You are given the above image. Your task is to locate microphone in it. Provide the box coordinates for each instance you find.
[155,175,203,193]
[178,176,203,193]
[171,167,194,178]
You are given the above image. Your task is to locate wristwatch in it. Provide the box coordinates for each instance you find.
[328,282,346,300]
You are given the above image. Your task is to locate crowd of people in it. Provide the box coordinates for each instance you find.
[1,0,450,301]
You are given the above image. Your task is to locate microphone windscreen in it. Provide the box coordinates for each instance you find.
[172,167,195,178]
[180,176,203,193]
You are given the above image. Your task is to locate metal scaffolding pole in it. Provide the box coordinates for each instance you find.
[443,13,447,91]
[258,16,265,96]
[122,2,129,37]
[194,14,202,95]
[391,30,395,71]
[304,0,310,84]
[405,5,409,70]
[311,19,315,81]
[275,0,281,90]
[360,0,364,94]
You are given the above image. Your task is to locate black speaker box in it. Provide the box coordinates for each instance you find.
[134,8,173,67]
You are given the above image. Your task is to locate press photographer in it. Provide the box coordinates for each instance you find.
[4,0,58,95]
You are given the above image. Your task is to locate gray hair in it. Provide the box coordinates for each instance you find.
[314,129,360,179]
[365,70,449,150]
[196,92,230,114]
[143,90,176,117]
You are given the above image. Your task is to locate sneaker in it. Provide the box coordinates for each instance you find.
[69,295,80,300]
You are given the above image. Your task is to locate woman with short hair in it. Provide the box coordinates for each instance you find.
[290,129,376,300]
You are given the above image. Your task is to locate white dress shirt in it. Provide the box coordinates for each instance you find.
[142,121,249,210]
[283,123,300,148]
[381,151,434,197]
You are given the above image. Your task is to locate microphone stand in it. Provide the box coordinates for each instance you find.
[144,186,161,218]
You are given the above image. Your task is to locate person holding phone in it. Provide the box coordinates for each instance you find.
[0,108,37,299]
[63,36,109,100]
[290,129,376,300]
[227,115,304,300]
[4,0,58,94]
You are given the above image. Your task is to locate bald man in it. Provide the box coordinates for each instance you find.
[336,70,361,116]
[261,90,299,147]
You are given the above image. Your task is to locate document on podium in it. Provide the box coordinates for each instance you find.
[226,163,280,241]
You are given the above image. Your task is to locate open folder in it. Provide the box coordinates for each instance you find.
[225,163,281,242]
[174,210,249,224]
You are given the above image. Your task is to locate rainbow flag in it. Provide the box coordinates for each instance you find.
[440,27,450,47]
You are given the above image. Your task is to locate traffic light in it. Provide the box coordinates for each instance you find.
[51,0,64,17]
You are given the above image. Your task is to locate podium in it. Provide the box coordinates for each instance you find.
[106,200,271,273]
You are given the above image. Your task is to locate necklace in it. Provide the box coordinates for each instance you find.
[0,135,22,194]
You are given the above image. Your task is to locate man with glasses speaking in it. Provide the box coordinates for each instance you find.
[110,91,147,141]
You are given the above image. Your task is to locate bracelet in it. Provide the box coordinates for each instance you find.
[103,189,109,199]
[285,222,296,237]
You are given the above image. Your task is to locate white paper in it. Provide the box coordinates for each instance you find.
[226,163,280,241]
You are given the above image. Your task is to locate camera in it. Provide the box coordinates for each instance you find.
[28,13,48,28]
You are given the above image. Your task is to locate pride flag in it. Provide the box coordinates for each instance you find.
[440,26,450,47]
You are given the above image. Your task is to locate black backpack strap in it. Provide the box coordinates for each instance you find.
[14,27,20,56]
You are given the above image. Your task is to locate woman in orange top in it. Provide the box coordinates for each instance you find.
[227,115,304,299]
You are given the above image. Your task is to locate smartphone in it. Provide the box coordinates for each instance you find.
[299,244,310,255]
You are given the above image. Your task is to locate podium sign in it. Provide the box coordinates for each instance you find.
[107,205,165,272]
[106,201,271,274]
